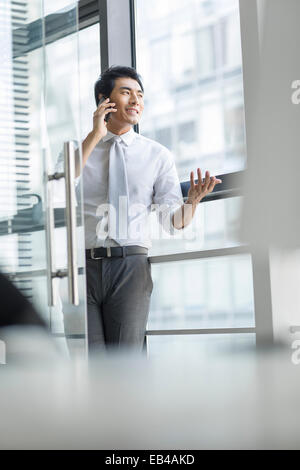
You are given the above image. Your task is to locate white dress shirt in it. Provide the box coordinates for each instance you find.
[56,127,183,249]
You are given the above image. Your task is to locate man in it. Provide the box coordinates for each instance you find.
[76,66,221,353]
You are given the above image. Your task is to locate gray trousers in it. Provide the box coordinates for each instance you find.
[86,252,153,352]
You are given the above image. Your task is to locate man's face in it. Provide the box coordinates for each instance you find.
[99,77,144,127]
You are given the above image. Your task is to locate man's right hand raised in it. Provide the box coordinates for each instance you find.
[76,98,117,177]
[92,97,117,140]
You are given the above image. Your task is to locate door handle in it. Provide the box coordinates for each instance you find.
[45,166,57,307]
[45,142,79,306]
[64,141,79,306]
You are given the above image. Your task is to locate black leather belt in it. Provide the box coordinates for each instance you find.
[86,246,148,260]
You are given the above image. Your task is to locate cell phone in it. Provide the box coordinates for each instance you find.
[99,95,111,122]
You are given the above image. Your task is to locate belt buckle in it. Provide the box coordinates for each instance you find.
[90,247,112,259]
[90,248,104,260]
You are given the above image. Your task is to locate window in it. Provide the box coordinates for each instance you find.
[178,121,196,144]
[0,2,100,352]
[135,0,247,254]
[44,22,100,167]
[155,127,172,149]
[221,13,243,70]
[134,0,254,357]
[197,26,215,77]
[78,24,101,139]
[135,0,246,178]
[148,255,255,331]
[147,333,256,359]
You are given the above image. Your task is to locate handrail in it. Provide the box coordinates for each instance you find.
[0,170,246,236]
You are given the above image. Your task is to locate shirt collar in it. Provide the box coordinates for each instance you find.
[102,127,136,146]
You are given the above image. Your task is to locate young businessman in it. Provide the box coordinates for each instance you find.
[76,66,221,352]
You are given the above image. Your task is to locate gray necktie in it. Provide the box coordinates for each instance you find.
[108,136,129,242]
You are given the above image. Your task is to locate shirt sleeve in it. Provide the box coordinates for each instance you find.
[54,140,81,186]
[152,147,184,235]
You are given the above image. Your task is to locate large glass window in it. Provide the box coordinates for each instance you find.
[148,255,255,331]
[135,0,254,353]
[148,196,243,256]
[147,333,256,359]
[44,22,100,168]
[78,24,101,139]
[135,0,246,180]
[135,0,247,256]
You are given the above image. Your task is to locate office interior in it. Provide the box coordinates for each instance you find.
[1,0,300,450]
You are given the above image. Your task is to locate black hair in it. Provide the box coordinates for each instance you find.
[94,65,144,106]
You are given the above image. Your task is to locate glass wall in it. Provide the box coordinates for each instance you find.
[147,333,256,359]
[43,22,100,354]
[148,254,255,331]
[45,22,100,170]
[135,0,246,181]
[78,24,101,140]
[47,23,100,354]
[0,2,99,359]
[0,0,46,292]
[135,0,254,356]
[135,0,246,257]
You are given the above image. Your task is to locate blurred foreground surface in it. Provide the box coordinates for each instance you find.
[0,327,300,450]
